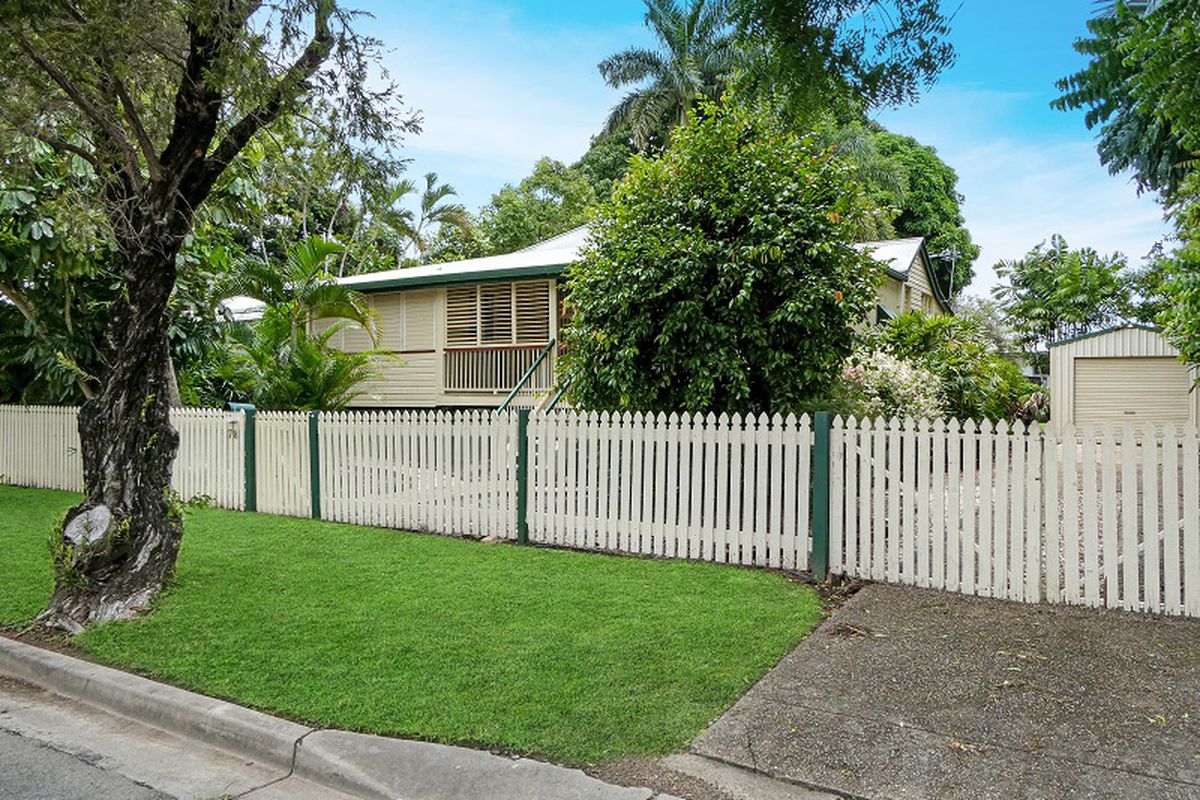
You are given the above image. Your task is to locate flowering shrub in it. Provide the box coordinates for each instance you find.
[839,350,945,419]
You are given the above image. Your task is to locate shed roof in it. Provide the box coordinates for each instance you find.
[1048,322,1164,348]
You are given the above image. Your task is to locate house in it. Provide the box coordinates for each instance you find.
[327,228,950,409]
[851,237,953,322]
[1049,324,1199,430]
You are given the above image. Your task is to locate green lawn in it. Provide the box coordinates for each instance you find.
[0,484,821,763]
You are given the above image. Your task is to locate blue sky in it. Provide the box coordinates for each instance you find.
[364,0,1170,296]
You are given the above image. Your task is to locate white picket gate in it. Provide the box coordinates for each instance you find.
[529,411,813,568]
[828,416,1200,616]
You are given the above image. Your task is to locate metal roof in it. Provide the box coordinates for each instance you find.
[1048,322,1163,348]
[338,227,943,300]
[850,237,925,278]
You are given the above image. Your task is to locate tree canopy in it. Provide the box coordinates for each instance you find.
[561,102,879,415]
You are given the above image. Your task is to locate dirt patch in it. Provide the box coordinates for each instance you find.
[588,757,736,800]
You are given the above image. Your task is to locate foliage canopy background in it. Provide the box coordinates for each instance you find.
[561,102,878,415]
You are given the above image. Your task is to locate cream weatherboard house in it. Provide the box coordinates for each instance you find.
[324,227,950,409]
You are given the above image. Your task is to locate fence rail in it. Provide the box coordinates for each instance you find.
[2,404,1198,619]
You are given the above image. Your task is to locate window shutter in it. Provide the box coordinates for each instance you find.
[446,287,478,346]
[515,281,551,344]
[480,283,514,344]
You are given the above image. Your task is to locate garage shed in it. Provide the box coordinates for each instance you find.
[1049,324,1199,430]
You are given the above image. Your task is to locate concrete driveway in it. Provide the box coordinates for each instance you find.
[693,584,1200,799]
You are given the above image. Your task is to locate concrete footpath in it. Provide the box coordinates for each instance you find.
[0,637,670,800]
[693,583,1200,800]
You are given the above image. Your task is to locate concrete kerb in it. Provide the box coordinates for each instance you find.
[0,636,307,769]
[0,637,656,800]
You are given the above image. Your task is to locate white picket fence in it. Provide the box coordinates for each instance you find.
[318,410,519,539]
[828,416,1200,616]
[0,405,84,492]
[4,404,1199,619]
[530,411,813,568]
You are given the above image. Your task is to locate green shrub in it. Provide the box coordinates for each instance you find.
[561,101,878,415]
[863,311,1041,421]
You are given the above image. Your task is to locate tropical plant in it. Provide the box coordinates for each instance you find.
[731,0,958,117]
[863,312,1043,421]
[870,131,979,295]
[215,308,383,411]
[374,172,471,261]
[235,236,378,348]
[599,0,745,150]
[476,158,597,254]
[836,350,946,419]
[992,236,1131,371]
[561,101,879,415]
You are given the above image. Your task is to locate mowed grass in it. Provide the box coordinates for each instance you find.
[1,485,821,763]
[0,486,76,624]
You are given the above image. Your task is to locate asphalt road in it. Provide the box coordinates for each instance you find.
[0,730,169,800]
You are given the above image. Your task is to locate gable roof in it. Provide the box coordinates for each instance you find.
[339,226,948,307]
[1048,322,1163,348]
[852,236,952,313]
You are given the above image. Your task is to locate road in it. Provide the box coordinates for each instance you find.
[0,675,357,800]
[0,729,169,800]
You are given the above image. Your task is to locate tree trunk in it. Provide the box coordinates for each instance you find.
[40,235,184,633]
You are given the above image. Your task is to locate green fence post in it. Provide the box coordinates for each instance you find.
[308,411,321,520]
[810,411,832,582]
[515,409,530,545]
[242,407,257,512]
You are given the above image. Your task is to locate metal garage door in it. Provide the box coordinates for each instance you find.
[1074,356,1192,424]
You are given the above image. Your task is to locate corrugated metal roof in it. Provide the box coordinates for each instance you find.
[338,226,930,293]
[850,237,924,277]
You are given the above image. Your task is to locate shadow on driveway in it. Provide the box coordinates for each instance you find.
[693,584,1200,799]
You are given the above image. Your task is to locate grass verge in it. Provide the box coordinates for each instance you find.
[1,484,821,763]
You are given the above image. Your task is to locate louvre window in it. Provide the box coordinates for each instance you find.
[444,281,551,347]
[446,287,478,346]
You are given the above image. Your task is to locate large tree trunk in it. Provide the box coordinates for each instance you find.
[40,237,184,633]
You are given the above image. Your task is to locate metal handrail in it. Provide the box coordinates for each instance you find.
[497,338,555,413]
[543,376,573,413]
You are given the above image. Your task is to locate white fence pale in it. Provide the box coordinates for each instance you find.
[829,416,1200,616]
[529,411,813,568]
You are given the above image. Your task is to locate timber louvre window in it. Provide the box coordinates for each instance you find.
[445,281,552,347]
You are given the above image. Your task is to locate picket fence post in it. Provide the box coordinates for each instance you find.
[308,411,321,520]
[241,406,257,512]
[516,409,530,545]
[810,410,833,581]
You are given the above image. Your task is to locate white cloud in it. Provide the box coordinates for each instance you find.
[876,85,1172,298]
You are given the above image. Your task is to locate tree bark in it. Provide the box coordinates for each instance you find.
[40,221,185,632]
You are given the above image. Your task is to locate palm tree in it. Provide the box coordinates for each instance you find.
[375,172,471,261]
[236,236,378,347]
[599,0,743,150]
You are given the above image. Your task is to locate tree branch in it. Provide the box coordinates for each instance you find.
[6,27,141,181]
[197,0,336,200]
[32,132,98,166]
[114,79,163,182]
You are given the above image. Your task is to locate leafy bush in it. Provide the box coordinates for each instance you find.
[862,311,1042,421]
[561,101,878,415]
[836,350,945,419]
